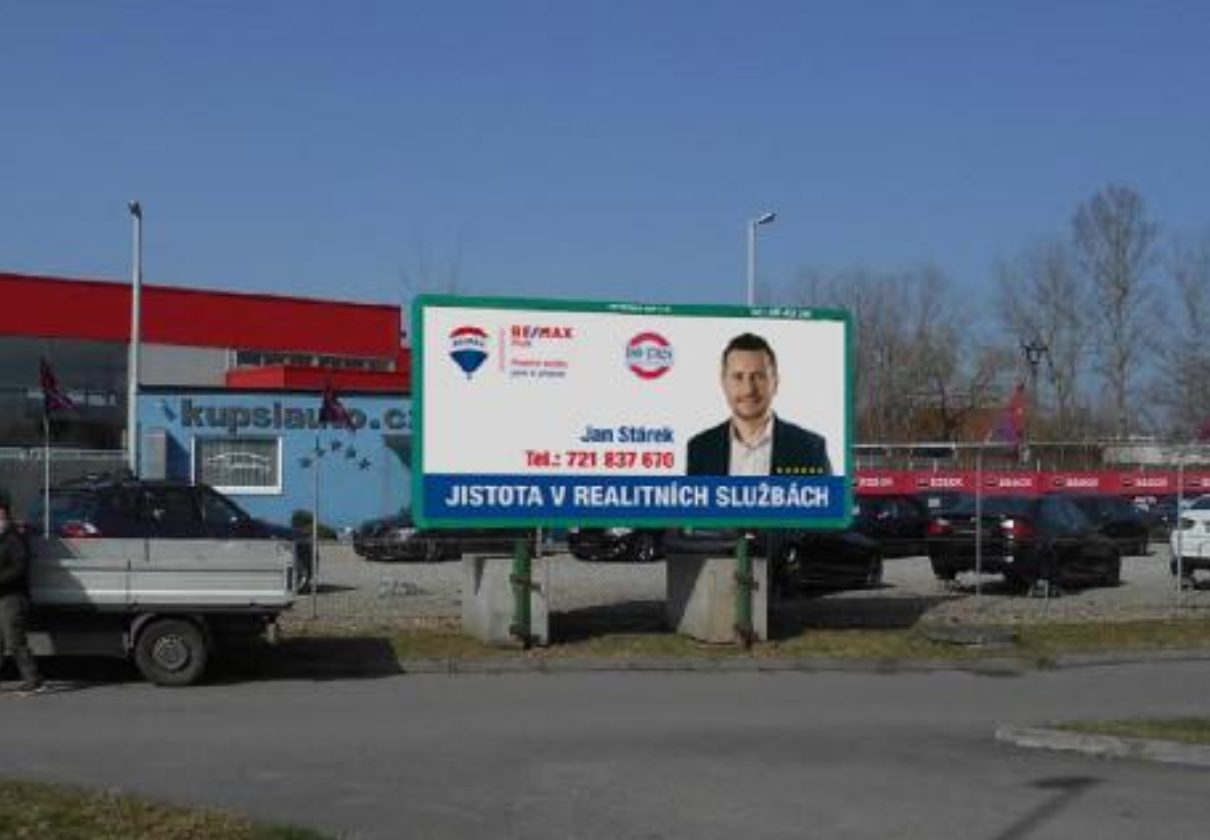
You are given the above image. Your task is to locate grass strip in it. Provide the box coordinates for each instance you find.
[282,617,1210,663]
[0,779,332,840]
[1055,718,1210,746]
[1014,619,1210,661]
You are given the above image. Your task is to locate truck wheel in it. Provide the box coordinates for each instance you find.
[135,619,209,686]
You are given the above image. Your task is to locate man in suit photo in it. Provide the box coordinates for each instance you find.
[686,332,832,477]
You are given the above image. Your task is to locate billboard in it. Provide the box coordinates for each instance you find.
[413,296,852,528]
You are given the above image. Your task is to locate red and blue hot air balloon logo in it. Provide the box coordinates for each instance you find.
[449,326,490,379]
[625,332,674,380]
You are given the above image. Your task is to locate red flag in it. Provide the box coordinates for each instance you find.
[1197,416,1210,442]
[39,358,77,414]
[988,383,1027,445]
[318,383,354,430]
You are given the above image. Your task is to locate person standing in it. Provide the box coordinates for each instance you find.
[0,500,44,694]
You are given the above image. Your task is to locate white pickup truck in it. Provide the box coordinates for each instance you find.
[25,477,300,686]
[29,535,295,686]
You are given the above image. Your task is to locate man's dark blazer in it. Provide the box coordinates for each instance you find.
[686,416,832,476]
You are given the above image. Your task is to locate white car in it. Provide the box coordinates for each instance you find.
[1168,495,1210,583]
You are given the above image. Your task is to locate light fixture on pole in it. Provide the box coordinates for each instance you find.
[127,201,143,475]
[746,211,777,306]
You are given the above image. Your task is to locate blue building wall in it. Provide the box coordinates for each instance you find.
[139,388,412,530]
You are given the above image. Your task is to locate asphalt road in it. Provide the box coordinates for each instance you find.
[3,662,1209,839]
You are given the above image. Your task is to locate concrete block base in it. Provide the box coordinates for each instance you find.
[461,554,550,647]
[666,554,768,644]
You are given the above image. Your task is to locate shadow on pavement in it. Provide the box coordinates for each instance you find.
[770,594,954,638]
[9,657,140,690]
[552,600,668,642]
[257,636,403,681]
[989,776,1102,840]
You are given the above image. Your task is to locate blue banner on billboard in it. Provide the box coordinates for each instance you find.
[424,474,846,523]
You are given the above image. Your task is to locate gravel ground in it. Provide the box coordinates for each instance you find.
[278,540,1210,634]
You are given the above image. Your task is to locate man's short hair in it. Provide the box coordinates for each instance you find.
[721,333,777,371]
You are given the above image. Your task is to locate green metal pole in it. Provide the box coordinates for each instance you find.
[509,537,533,648]
[734,532,755,648]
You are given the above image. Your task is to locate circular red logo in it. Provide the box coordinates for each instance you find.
[625,332,674,380]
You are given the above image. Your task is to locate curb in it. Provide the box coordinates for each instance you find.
[996,725,1210,769]
[396,648,1210,676]
[265,645,1210,679]
[1048,648,1210,669]
[394,655,1035,676]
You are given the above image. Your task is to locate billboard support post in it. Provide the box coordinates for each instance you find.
[509,538,533,648]
[734,534,755,648]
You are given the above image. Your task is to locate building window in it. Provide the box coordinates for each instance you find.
[233,350,391,372]
[193,437,282,495]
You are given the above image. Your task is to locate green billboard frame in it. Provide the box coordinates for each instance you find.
[411,294,854,529]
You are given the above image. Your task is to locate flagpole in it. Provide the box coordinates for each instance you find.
[127,201,143,476]
[310,431,320,619]
[42,411,51,539]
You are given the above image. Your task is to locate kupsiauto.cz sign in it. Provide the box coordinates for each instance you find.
[174,398,411,434]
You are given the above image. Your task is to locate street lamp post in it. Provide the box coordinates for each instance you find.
[127,201,143,475]
[1020,339,1049,459]
[738,209,777,647]
[746,211,777,307]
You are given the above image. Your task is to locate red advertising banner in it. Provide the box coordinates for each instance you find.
[855,469,1210,497]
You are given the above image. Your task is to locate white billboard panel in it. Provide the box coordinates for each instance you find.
[414,296,851,528]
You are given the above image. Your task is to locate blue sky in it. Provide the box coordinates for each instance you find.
[2,1,1208,310]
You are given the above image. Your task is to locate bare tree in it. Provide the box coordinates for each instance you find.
[995,240,1092,438]
[1153,233,1210,438]
[783,266,1012,442]
[1072,184,1160,438]
[396,231,467,344]
[786,267,924,441]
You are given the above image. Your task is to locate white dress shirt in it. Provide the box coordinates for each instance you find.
[728,415,774,476]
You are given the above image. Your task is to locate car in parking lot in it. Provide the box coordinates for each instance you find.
[660,528,882,595]
[35,475,312,589]
[852,493,930,557]
[926,494,1121,591]
[1129,494,1179,537]
[1168,495,1210,584]
[774,529,884,594]
[1066,493,1151,555]
[914,490,973,517]
[353,511,530,562]
[353,511,458,562]
[567,527,664,562]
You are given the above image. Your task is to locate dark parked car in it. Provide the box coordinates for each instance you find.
[1066,494,1151,555]
[1130,494,1179,537]
[353,511,530,562]
[661,528,882,594]
[914,490,974,517]
[775,530,884,594]
[33,475,312,589]
[926,494,1121,590]
[852,493,930,557]
[567,527,664,562]
[353,511,459,562]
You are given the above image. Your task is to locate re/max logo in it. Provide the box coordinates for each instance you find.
[511,325,573,340]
